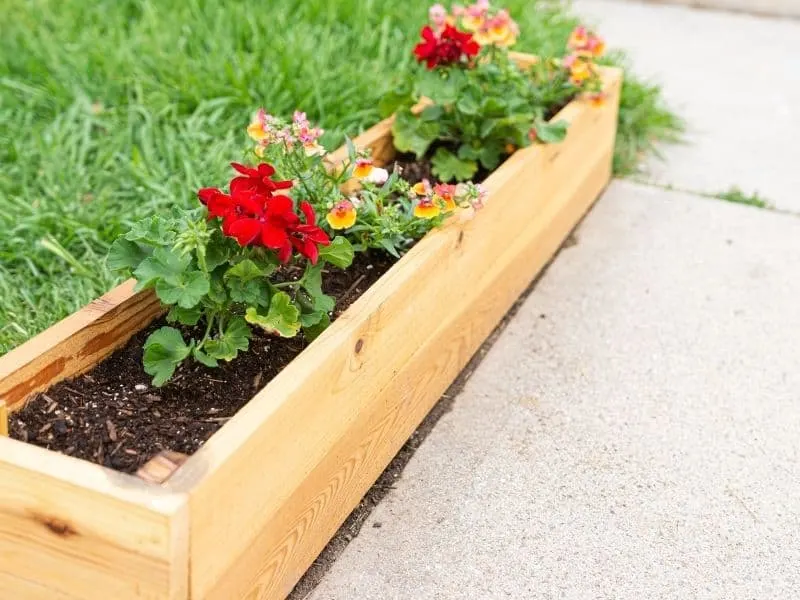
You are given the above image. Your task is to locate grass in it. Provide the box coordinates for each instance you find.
[0,0,681,355]
[714,186,771,209]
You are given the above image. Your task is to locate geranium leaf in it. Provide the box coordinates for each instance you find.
[431,147,478,182]
[245,292,301,338]
[192,347,219,368]
[203,317,251,361]
[302,264,336,313]
[303,313,331,342]
[143,326,191,387]
[107,238,149,272]
[133,247,191,291]
[155,270,210,308]
[224,259,270,305]
[124,215,175,245]
[319,236,354,269]
[392,109,439,158]
[166,305,203,326]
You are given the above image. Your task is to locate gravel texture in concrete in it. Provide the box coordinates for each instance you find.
[574,0,800,212]
[309,180,800,599]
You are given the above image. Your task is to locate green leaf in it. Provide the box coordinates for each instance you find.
[224,259,271,305]
[392,109,440,158]
[245,292,301,338]
[535,119,569,144]
[378,85,413,118]
[300,309,326,328]
[478,142,504,170]
[155,270,210,308]
[166,305,203,326]
[456,90,481,116]
[203,317,251,361]
[431,147,478,182]
[132,247,190,291]
[302,264,335,313]
[193,347,219,368]
[125,216,174,245]
[107,238,149,272]
[418,68,465,104]
[481,96,508,117]
[457,144,481,161]
[303,313,331,342]
[319,236,354,269]
[205,231,232,271]
[378,238,401,258]
[143,327,191,387]
[420,105,444,122]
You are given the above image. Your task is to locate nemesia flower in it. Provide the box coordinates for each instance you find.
[412,179,433,197]
[349,194,363,208]
[353,158,375,179]
[567,26,589,52]
[414,24,479,69]
[364,166,389,185]
[414,196,442,219]
[247,109,271,142]
[461,0,490,31]
[474,8,519,47]
[433,183,457,211]
[455,181,488,210]
[429,3,448,32]
[326,199,358,230]
[563,54,593,84]
[303,141,326,157]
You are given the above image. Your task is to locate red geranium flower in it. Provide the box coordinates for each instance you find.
[229,162,293,197]
[413,24,479,69]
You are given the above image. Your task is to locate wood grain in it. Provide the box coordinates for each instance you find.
[0,400,7,437]
[169,62,623,599]
[0,436,190,599]
[137,451,190,485]
[0,281,161,411]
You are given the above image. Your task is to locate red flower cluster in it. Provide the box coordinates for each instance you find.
[198,163,329,264]
[413,24,479,69]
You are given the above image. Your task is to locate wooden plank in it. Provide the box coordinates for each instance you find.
[171,65,623,599]
[137,451,190,485]
[0,436,189,599]
[0,400,7,436]
[0,281,161,411]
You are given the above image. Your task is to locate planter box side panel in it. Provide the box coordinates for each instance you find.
[0,282,160,410]
[180,68,621,600]
[0,438,189,600]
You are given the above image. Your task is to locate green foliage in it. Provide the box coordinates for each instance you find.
[245,293,301,338]
[107,203,352,385]
[143,327,192,387]
[431,148,477,183]
[714,187,770,209]
[0,0,680,355]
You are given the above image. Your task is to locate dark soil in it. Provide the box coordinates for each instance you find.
[9,252,395,474]
[391,142,499,186]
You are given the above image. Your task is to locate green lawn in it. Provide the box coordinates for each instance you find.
[0,0,680,355]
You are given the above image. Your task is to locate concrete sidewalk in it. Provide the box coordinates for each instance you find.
[309,180,800,599]
[574,0,800,212]
[306,2,800,598]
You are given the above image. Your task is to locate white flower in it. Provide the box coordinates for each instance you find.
[349,194,363,208]
[363,166,389,185]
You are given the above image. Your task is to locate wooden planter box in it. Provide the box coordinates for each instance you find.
[0,54,622,600]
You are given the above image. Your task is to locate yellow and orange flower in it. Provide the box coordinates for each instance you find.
[247,109,270,142]
[353,158,375,179]
[414,196,441,219]
[567,26,589,52]
[412,180,432,196]
[433,183,457,211]
[326,199,357,230]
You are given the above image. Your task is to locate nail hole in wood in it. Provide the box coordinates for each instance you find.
[355,339,364,354]
[457,231,464,245]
